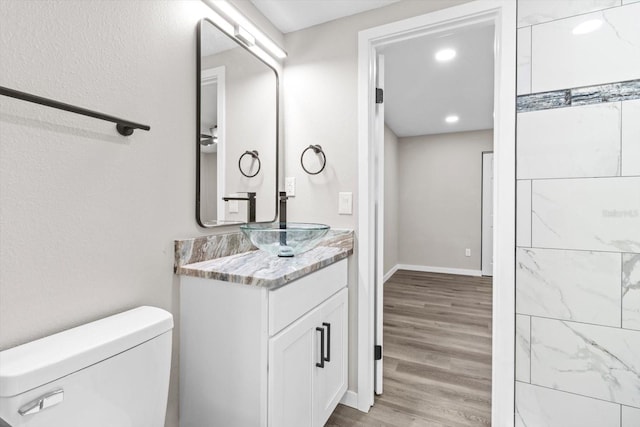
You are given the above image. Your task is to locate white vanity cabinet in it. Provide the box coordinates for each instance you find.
[179,258,348,427]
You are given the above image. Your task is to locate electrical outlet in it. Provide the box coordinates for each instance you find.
[338,192,353,215]
[285,177,296,196]
[229,200,239,213]
[465,248,471,257]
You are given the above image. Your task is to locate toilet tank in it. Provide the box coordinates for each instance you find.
[0,306,173,427]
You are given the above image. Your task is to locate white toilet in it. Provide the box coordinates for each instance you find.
[0,306,173,427]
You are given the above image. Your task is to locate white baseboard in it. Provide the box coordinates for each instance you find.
[340,390,359,409]
[383,265,399,282]
[397,263,482,277]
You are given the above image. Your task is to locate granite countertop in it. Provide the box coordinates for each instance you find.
[174,229,353,289]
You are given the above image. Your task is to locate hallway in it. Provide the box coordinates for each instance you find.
[327,271,493,427]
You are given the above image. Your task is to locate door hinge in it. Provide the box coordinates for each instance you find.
[374,345,382,361]
[375,88,383,104]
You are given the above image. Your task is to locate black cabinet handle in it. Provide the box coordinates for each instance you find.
[316,327,325,368]
[322,322,331,362]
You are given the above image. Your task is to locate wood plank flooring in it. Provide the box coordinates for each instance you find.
[326,270,493,427]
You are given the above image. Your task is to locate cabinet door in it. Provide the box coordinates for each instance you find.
[314,289,348,427]
[268,304,324,427]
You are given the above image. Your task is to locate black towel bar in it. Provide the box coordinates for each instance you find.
[0,86,150,136]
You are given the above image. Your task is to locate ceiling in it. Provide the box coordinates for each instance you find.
[246,0,495,137]
[251,0,401,33]
[380,23,495,137]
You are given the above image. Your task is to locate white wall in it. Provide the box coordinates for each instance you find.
[396,130,493,272]
[282,0,471,393]
[383,124,399,275]
[0,1,282,426]
[515,0,640,424]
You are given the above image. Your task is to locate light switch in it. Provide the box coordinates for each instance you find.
[285,177,296,197]
[465,248,471,257]
[338,192,353,215]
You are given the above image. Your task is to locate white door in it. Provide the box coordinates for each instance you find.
[268,308,320,427]
[315,290,348,427]
[481,152,494,276]
[374,54,385,395]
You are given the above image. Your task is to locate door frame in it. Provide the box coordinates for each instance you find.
[482,150,495,276]
[373,53,385,396]
[355,1,516,425]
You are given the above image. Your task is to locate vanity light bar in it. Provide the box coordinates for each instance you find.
[234,25,256,47]
[202,0,287,59]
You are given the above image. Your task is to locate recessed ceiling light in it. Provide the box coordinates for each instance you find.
[572,19,602,35]
[445,115,459,123]
[435,48,456,62]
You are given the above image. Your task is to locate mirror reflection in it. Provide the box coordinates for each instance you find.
[197,18,278,227]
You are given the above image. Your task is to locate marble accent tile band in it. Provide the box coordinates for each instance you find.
[517,79,640,112]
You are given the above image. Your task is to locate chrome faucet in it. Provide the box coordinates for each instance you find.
[222,192,256,223]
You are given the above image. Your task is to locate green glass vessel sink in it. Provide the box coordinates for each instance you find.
[240,222,330,257]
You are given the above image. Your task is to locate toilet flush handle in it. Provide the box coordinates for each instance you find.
[18,389,64,416]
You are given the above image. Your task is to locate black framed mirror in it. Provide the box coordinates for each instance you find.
[196,18,279,227]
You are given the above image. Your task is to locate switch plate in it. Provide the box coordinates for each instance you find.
[465,248,471,257]
[285,177,296,197]
[338,192,353,215]
[229,200,239,213]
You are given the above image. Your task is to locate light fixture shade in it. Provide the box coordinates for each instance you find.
[234,25,256,47]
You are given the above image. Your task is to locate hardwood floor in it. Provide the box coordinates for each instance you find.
[326,270,493,427]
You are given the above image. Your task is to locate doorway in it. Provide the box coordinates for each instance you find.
[355,1,516,425]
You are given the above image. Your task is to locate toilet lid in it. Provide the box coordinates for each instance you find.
[0,306,173,397]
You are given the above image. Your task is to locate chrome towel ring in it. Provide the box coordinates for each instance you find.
[300,144,326,175]
[239,150,261,178]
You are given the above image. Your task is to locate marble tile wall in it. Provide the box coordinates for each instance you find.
[531,318,640,407]
[516,1,640,424]
[622,99,640,176]
[517,248,621,326]
[516,27,531,96]
[517,103,621,179]
[531,177,640,253]
[515,315,530,382]
[517,0,620,28]
[531,4,640,92]
[623,254,640,330]
[623,406,640,427]
[516,180,531,247]
[515,382,621,427]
